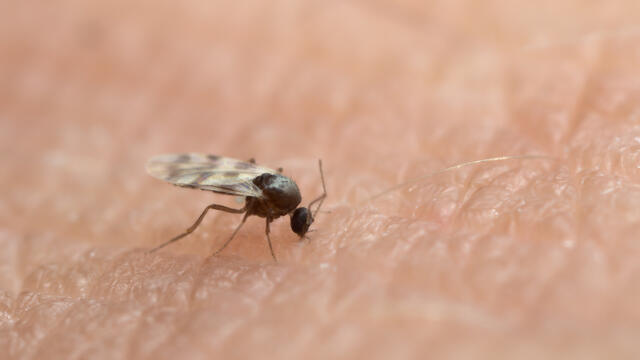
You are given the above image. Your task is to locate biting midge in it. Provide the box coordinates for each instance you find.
[146,153,327,261]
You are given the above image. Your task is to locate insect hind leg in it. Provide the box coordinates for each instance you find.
[212,211,250,256]
[148,203,246,253]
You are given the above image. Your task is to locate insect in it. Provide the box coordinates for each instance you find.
[145,153,327,261]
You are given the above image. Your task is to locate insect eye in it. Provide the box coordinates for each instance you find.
[290,207,312,237]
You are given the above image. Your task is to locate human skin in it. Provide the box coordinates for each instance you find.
[2,0,640,359]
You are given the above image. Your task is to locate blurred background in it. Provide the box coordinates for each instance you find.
[4,0,640,246]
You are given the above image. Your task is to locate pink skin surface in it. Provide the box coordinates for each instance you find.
[2,1,640,359]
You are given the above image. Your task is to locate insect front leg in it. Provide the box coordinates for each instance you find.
[148,203,246,253]
[264,218,278,262]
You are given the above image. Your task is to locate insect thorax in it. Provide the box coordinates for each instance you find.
[248,173,302,219]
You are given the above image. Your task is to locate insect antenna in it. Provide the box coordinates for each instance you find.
[362,155,559,204]
[308,159,327,218]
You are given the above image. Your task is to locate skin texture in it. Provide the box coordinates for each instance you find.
[2,1,640,359]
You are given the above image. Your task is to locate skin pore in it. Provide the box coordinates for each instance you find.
[2,1,640,358]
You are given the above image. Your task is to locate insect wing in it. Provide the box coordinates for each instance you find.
[146,153,277,197]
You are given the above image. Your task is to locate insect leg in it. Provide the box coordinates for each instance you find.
[212,211,250,256]
[148,203,246,253]
[265,218,277,262]
[247,157,282,172]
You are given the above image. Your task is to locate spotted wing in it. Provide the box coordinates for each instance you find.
[146,153,278,197]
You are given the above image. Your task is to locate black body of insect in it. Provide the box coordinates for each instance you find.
[145,153,327,261]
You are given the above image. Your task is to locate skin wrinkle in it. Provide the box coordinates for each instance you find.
[124,306,156,359]
[15,294,78,359]
[181,258,288,354]
[186,257,213,310]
